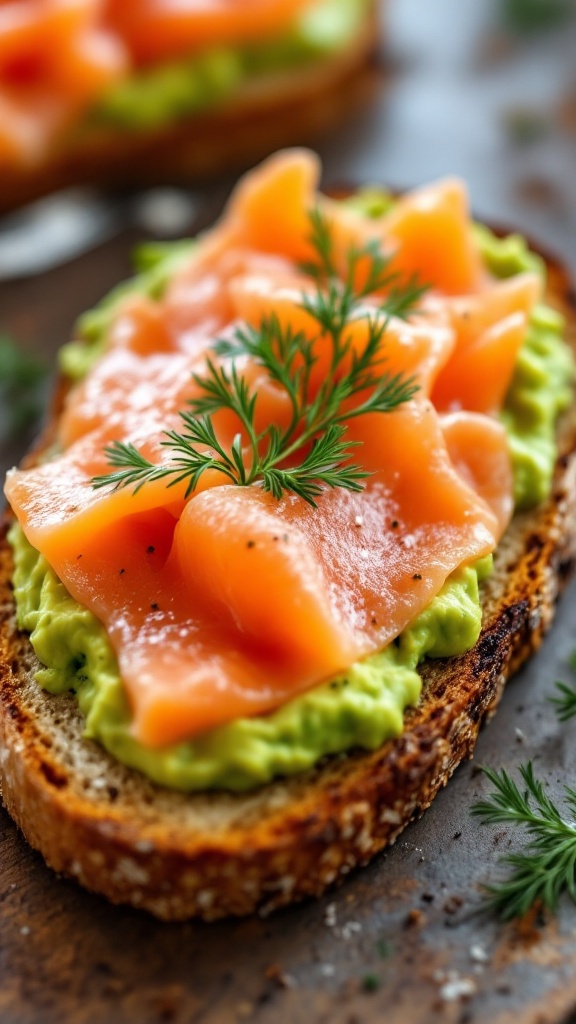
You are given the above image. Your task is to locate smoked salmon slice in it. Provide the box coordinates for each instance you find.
[0,0,318,165]
[6,399,507,747]
[0,0,127,162]
[104,0,315,65]
[431,273,542,413]
[5,150,529,748]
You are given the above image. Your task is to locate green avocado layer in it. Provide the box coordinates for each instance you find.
[502,303,573,508]
[10,528,490,791]
[474,225,573,508]
[15,204,574,793]
[85,0,369,132]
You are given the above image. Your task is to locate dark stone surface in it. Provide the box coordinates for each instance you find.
[2,2,576,1021]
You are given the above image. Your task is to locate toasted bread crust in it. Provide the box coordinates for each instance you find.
[0,6,380,216]
[1,247,575,922]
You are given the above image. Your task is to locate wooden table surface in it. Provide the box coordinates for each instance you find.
[2,2,576,1022]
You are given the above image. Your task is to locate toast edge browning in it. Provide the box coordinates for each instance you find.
[0,245,575,922]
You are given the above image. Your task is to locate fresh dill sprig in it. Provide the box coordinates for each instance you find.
[549,681,576,722]
[500,0,573,34]
[0,334,46,436]
[93,210,425,507]
[300,207,428,320]
[549,652,576,722]
[471,762,576,920]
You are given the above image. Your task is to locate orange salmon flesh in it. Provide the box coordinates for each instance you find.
[5,150,534,748]
[0,0,319,165]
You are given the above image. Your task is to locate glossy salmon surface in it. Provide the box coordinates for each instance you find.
[104,0,314,64]
[6,151,525,747]
[0,0,317,164]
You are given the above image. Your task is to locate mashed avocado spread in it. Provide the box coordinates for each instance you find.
[85,0,369,132]
[11,200,574,792]
[10,533,490,791]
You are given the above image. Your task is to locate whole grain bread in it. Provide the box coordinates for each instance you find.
[0,245,575,922]
[0,5,379,216]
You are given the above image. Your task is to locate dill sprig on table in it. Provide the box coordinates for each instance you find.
[549,652,576,722]
[93,210,425,507]
[0,334,46,436]
[549,681,576,722]
[471,762,576,920]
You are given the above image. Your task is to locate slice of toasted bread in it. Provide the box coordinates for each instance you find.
[0,244,575,923]
[0,4,380,216]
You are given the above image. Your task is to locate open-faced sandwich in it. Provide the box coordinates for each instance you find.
[0,0,378,213]
[1,149,575,920]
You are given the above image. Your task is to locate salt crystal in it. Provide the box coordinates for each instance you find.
[439,976,476,1002]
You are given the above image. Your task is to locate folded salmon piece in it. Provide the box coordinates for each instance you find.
[6,150,525,748]
[0,0,128,163]
[0,0,331,165]
[104,0,314,64]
